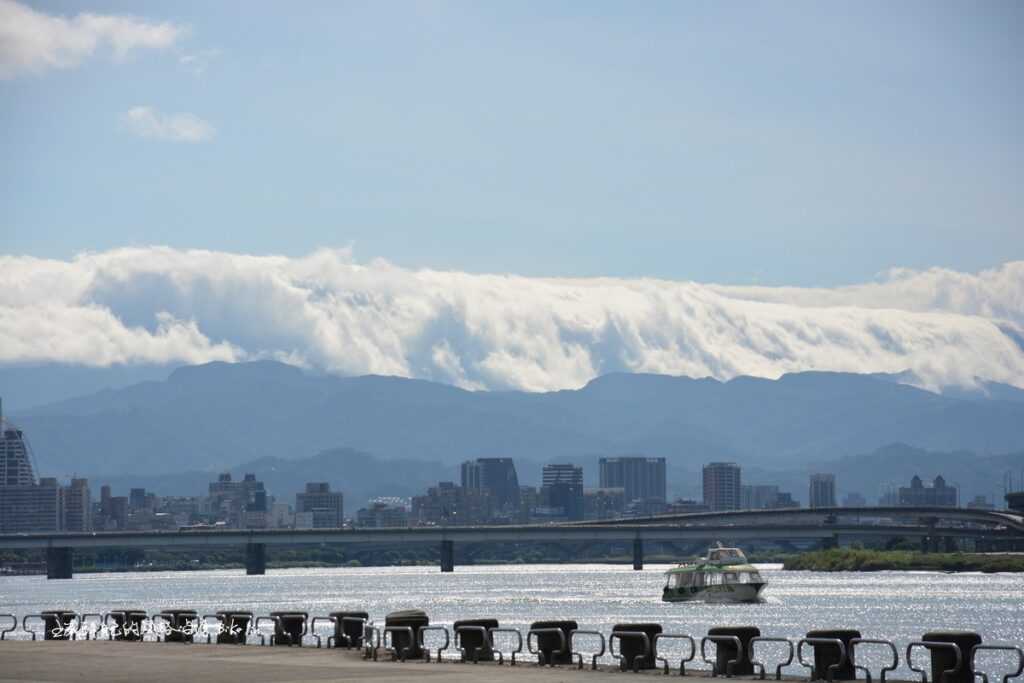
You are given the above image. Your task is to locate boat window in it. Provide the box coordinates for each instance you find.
[723,572,738,583]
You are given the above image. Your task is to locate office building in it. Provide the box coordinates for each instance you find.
[741,484,779,510]
[208,473,267,527]
[518,486,541,520]
[541,464,584,521]
[898,475,957,507]
[0,477,61,533]
[412,481,491,526]
[702,462,741,511]
[108,496,129,530]
[0,407,69,533]
[809,474,837,509]
[1,401,35,488]
[356,500,410,528]
[599,457,666,502]
[296,482,344,528]
[583,487,625,520]
[129,488,148,510]
[460,458,520,512]
[62,478,91,532]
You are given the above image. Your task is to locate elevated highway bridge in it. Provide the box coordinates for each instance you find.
[1,506,1019,579]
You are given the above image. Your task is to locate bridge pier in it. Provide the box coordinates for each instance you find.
[440,540,454,572]
[632,538,643,570]
[46,547,73,580]
[245,542,266,575]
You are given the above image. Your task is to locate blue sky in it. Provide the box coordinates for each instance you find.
[2,0,1022,286]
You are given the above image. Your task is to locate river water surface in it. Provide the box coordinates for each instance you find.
[2,564,1021,676]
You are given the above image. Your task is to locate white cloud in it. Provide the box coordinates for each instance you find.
[0,0,183,78]
[122,106,214,143]
[1,247,1022,392]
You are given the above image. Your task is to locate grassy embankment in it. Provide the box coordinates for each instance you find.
[783,548,1024,573]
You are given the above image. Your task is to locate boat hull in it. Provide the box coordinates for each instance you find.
[662,582,765,603]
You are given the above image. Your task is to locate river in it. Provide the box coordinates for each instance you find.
[1,564,1021,676]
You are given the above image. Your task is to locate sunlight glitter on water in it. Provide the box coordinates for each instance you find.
[2,564,1021,676]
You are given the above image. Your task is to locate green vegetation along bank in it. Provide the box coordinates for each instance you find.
[784,548,1024,573]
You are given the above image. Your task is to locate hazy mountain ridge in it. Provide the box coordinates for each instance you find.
[8,361,1024,487]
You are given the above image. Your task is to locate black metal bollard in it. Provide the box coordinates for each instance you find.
[806,629,861,680]
[159,609,198,643]
[455,618,499,662]
[530,620,578,666]
[269,611,307,647]
[107,609,147,641]
[385,609,430,660]
[215,611,253,645]
[330,610,369,648]
[613,623,662,671]
[922,632,982,683]
[707,626,761,676]
[40,611,77,641]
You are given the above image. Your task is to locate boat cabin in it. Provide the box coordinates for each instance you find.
[666,566,763,590]
[707,547,746,564]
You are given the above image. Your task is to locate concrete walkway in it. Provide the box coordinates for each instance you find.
[0,640,700,682]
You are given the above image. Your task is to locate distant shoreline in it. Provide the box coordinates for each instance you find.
[782,548,1024,573]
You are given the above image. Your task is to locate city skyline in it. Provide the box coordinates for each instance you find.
[7,402,1006,536]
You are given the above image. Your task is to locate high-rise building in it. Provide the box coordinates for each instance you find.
[460,458,520,512]
[356,501,410,528]
[809,474,837,509]
[1,400,35,488]
[741,484,779,510]
[129,487,147,510]
[108,496,129,529]
[296,482,344,528]
[208,473,266,527]
[898,475,957,507]
[599,457,666,502]
[702,462,741,511]
[412,481,492,526]
[62,478,91,531]
[0,478,61,533]
[0,406,63,533]
[541,464,584,521]
[583,487,625,520]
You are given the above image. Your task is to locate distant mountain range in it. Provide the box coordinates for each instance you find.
[5,360,1023,505]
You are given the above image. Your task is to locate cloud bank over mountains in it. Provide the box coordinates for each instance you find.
[1,247,1022,392]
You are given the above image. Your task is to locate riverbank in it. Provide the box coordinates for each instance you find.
[782,548,1024,572]
[0,640,752,683]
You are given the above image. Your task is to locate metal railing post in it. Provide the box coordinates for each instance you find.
[655,633,697,676]
[850,638,900,683]
[489,627,523,666]
[749,637,794,680]
[570,629,606,670]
